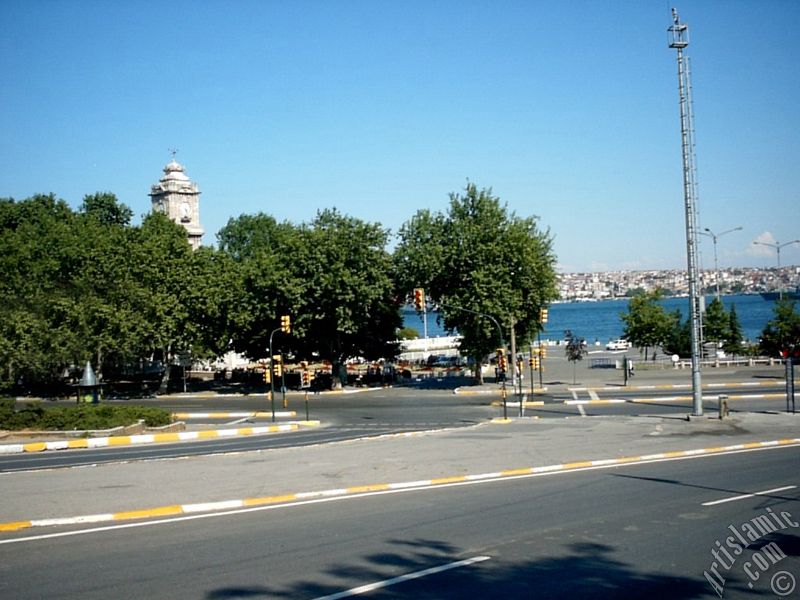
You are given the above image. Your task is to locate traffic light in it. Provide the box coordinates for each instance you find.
[263,368,271,384]
[540,346,547,359]
[413,288,425,311]
[539,308,549,324]
[301,369,311,389]
[280,315,291,334]
[272,355,283,378]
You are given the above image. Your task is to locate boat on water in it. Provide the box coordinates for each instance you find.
[760,286,800,301]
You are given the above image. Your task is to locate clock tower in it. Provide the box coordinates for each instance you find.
[149,156,204,249]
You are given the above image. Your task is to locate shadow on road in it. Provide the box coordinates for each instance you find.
[611,473,799,505]
[205,538,711,599]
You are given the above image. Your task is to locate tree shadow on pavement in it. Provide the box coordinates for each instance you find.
[204,538,711,599]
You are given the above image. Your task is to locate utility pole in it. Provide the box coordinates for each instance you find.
[753,240,800,299]
[670,8,703,417]
[509,318,518,402]
[700,226,742,298]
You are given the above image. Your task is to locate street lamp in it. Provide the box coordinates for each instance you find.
[753,239,800,299]
[700,226,742,298]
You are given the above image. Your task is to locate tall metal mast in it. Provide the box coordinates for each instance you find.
[669,8,704,416]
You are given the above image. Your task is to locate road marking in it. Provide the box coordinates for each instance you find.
[701,485,797,507]
[310,556,491,599]
[577,404,586,417]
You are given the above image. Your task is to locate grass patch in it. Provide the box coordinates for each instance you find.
[0,398,171,431]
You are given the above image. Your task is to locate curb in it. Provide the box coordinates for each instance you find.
[171,411,297,419]
[490,400,545,407]
[0,421,321,455]
[454,387,548,395]
[564,393,793,405]
[567,380,786,393]
[3,436,798,533]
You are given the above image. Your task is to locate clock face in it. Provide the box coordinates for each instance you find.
[180,201,191,222]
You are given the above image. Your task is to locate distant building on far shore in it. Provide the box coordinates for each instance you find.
[149,156,204,249]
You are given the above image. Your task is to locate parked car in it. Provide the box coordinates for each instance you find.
[605,338,631,351]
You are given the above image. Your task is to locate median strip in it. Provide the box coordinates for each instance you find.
[2,436,799,534]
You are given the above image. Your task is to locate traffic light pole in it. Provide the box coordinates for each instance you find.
[281,352,287,409]
[268,327,281,422]
[529,344,535,395]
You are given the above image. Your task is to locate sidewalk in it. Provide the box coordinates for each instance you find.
[2,411,798,530]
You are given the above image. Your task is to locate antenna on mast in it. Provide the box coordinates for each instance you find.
[669,8,704,417]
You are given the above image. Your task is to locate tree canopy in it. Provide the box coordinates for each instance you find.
[3,181,559,391]
[759,299,800,358]
[218,208,401,386]
[393,183,558,382]
[0,194,211,389]
[620,288,671,360]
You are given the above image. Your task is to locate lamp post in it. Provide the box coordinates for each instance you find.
[700,226,742,298]
[753,239,800,299]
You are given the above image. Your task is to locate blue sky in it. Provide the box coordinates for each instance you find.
[2,0,798,273]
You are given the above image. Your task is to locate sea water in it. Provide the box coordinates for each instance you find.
[403,294,783,344]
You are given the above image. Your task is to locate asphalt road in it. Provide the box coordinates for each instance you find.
[4,375,795,473]
[2,444,797,599]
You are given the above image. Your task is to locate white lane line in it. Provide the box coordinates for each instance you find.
[701,485,797,507]
[311,556,491,600]
[577,404,587,417]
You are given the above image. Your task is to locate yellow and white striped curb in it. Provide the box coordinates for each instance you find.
[2,436,798,533]
[455,387,547,396]
[568,381,786,393]
[171,411,296,419]
[0,421,321,455]
[565,392,795,405]
[490,400,545,407]
[564,399,627,405]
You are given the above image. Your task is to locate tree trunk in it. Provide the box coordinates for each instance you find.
[330,360,346,390]
[473,354,484,385]
[96,346,103,381]
[158,345,172,395]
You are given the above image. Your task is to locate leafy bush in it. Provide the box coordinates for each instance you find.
[0,403,171,431]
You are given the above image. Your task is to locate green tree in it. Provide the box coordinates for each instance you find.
[703,298,730,349]
[80,192,133,226]
[723,304,744,356]
[219,209,401,388]
[564,330,587,384]
[397,327,419,340]
[218,213,303,362]
[759,299,800,357]
[293,209,401,386]
[662,309,691,358]
[0,195,81,385]
[129,212,196,391]
[621,289,671,360]
[393,183,558,383]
